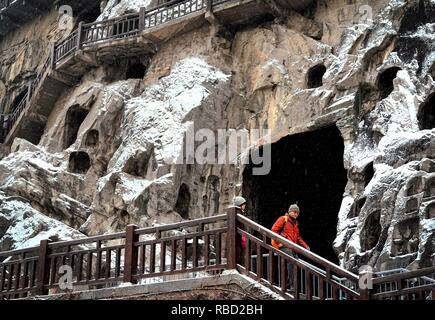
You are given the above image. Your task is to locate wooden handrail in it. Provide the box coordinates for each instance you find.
[0,246,40,258]
[239,228,360,297]
[82,12,140,28]
[47,231,125,249]
[236,213,359,282]
[135,214,227,235]
[0,210,434,300]
[373,266,435,285]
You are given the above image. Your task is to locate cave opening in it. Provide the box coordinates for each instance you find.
[10,89,28,113]
[85,129,99,147]
[377,67,401,99]
[175,183,191,219]
[417,92,435,130]
[123,151,151,178]
[361,210,381,251]
[64,105,89,149]
[68,151,91,174]
[391,217,419,257]
[364,162,374,187]
[307,64,326,89]
[349,196,366,219]
[126,62,147,79]
[76,2,101,24]
[426,202,435,219]
[406,176,424,196]
[242,126,347,263]
[425,177,435,198]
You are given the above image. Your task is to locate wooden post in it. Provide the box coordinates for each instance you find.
[124,224,139,283]
[139,7,145,31]
[50,43,56,69]
[206,0,212,12]
[76,21,83,50]
[358,268,373,300]
[359,288,371,300]
[36,240,50,296]
[226,207,238,269]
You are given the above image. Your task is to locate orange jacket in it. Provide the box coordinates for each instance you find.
[271,214,309,250]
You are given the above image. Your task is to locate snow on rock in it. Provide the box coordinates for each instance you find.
[117,56,229,166]
[0,192,87,252]
[82,57,230,234]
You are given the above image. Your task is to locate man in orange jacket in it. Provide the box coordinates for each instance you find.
[271,204,310,292]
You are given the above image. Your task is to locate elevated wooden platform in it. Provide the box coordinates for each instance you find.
[1,0,316,146]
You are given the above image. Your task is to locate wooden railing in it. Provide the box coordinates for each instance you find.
[0,214,228,299]
[371,267,435,300]
[1,208,433,300]
[144,0,206,29]
[235,213,435,300]
[236,213,361,300]
[54,30,79,64]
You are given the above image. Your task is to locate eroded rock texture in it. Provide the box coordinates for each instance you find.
[0,0,434,272]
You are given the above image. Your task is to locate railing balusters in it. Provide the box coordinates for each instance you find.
[192,236,198,268]
[280,256,286,293]
[171,240,177,271]
[150,241,156,273]
[36,240,50,295]
[181,238,187,270]
[160,241,166,272]
[49,256,56,285]
[124,225,139,282]
[306,271,313,300]
[95,241,101,280]
[293,265,300,299]
[115,248,121,278]
[77,253,83,282]
[319,278,325,300]
[204,234,209,267]
[268,250,274,286]
[256,243,262,280]
[215,231,221,265]
[1,208,433,300]
[86,252,93,281]
[20,260,28,291]
[105,249,111,279]
[139,245,145,274]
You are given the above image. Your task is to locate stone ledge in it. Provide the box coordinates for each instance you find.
[22,271,282,300]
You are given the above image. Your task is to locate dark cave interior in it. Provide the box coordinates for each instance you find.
[242,126,348,263]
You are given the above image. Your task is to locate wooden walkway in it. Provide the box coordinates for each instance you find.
[0,207,433,300]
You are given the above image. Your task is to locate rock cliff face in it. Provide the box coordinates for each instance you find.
[0,0,434,272]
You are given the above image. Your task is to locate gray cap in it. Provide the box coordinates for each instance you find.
[233,196,247,207]
[288,204,300,213]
